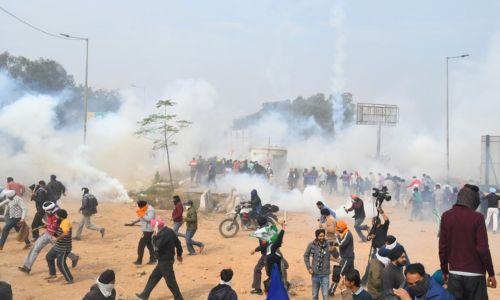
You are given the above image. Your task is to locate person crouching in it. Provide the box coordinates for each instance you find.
[83,269,116,300]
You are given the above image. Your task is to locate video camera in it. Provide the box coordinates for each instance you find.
[372,186,391,208]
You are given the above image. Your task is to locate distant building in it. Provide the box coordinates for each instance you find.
[250,145,287,170]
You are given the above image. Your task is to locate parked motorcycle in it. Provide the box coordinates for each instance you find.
[219,202,279,238]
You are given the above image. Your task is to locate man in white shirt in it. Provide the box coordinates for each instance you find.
[0,190,31,250]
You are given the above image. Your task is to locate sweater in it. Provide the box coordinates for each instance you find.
[207,284,238,300]
[382,263,405,292]
[439,204,494,276]
[338,231,354,259]
[172,202,183,223]
[0,195,28,219]
[138,205,155,232]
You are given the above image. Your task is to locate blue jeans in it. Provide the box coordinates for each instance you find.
[172,222,185,238]
[312,274,329,300]
[185,229,203,254]
[0,217,30,247]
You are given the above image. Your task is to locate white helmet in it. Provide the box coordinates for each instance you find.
[42,201,58,213]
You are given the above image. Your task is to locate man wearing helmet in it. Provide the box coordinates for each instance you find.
[0,190,30,250]
[18,201,79,274]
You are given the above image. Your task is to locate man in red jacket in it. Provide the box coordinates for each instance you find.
[439,183,497,299]
[171,195,185,237]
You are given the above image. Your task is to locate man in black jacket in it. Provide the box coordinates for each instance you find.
[136,222,184,300]
[208,269,238,300]
[83,269,116,300]
[46,175,66,203]
[345,195,369,242]
[31,181,48,240]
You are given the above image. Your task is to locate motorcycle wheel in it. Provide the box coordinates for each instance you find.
[219,218,240,238]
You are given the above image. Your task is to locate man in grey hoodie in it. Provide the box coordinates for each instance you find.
[304,229,332,300]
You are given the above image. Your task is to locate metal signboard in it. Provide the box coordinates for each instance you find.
[356,103,399,125]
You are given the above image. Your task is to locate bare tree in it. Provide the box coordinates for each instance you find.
[135,99,191,189]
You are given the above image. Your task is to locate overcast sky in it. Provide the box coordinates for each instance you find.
[1,0,500,118]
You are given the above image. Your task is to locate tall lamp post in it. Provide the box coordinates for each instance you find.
[60,33,89,144]
[446,54,469,183]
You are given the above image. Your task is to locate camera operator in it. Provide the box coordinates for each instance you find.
[367,207,390,257]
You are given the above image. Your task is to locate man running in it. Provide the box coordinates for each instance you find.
[0,190,30,250]
[75,188,105,240]
[184,200,204,255]
[46,209,74,283]
[46,175,66,204]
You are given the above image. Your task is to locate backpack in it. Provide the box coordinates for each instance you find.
[86,194,98,214]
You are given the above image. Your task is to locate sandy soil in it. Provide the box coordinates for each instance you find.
[0,199,499,300]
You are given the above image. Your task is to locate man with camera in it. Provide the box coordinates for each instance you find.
[367,207,390,253]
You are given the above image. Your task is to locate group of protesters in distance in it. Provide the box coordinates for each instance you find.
[189,156,274,187]
[1,168,498,300]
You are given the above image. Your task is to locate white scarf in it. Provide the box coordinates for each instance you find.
[386,241,397,250]
[220,280,232,287]
[96,279,114,298]
[376,252,390,266]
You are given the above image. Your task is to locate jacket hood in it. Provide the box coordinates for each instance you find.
[456,184,480,210]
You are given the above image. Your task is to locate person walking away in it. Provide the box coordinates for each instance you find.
[393,263,453,300]
[409,187,423,221]
[339,269,373,300]
[381,245,407,293]
[366,251,389,299]
[125,200,156,265]
[31,180,48,240]
[46,175,66,204]
[136,219,184,300]
[45,209,74,283]
[434,184,445,214]
[75,188,105,240]
[345,195,369,242]
[484,187,499,234]
[250,217,269,295]
[208,269,238,300]
[439,184,496,299]
[171,195,185,237]
[287,169,295,190]
[19,202,79,274]
[83,269,116,300]
[304,229,332,300]
[208,163,217,187]
[189,157,198,185]
[6,177,25,196]
[0,190,30,250]
[184,200,204,255]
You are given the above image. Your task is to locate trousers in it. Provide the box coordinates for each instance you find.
[312,274,329,300]
[448,274,488,300]
[31,211,45,240]
[185,229,204,254]
[46,247,73,282]
[75,214,102,238]
[0,217,30,247]
[485,207,498,232]
[252,254,266,289]
[138,260,183,300]
[353,217,368,241]
[137,231,155,263]
[23,232,78,269]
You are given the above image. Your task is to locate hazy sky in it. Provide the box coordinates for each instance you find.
[1,0,500,118]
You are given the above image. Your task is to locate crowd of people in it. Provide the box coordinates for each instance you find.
[189,156,274,187]
[0,171,498,300]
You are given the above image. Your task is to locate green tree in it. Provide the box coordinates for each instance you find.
[135,100,191,189]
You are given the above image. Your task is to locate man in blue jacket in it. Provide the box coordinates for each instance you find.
[393,263,454,300]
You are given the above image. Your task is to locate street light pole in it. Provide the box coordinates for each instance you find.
[446,54,469,184]
[60,33,89,144]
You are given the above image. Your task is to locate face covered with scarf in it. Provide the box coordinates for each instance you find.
[406,273,430,298]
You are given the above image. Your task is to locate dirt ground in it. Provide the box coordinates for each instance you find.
[0,199,499,300]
